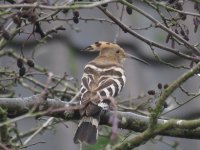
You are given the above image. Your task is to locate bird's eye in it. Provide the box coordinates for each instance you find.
[116,50,120,54]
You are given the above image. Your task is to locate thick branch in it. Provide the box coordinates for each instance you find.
[112,57,200,150]
[1,95,200,141]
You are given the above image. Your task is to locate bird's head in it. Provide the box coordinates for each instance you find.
[82,41,148,64]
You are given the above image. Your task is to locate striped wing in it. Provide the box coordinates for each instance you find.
[80,62,126,109]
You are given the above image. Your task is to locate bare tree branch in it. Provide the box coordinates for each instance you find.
[99,7,200,62]
[0,0,117,10]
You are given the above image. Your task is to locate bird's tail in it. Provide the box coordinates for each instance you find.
[73,115,100,144]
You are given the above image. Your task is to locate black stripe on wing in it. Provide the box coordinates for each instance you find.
[107,87,113,97]
[118,78,125,92]
[82,76,89,90]
[96,78,124,98]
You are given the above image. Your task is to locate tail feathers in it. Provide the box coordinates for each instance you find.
[74,117,99,144]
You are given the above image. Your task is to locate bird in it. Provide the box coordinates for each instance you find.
[73,41,147,144]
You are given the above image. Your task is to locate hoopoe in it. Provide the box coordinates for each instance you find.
[73,41,147,144]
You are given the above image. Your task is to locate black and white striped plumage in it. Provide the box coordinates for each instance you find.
[74,41,146,144]
[81,62,126,109]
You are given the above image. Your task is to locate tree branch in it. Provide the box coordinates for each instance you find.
[120,0,200,55]
[1,95,200,142]
[99,7,200,62]
[111,58,200,150]
[0,0,117,10]
[145,0,200,17]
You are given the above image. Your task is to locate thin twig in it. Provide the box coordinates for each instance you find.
[163,92,200,115]
[114,5,124,43]
[23,117,54,145]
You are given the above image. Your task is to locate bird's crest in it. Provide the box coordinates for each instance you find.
[82,41,120,52]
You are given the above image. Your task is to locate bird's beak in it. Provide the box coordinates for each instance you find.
[125,53,148,65]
